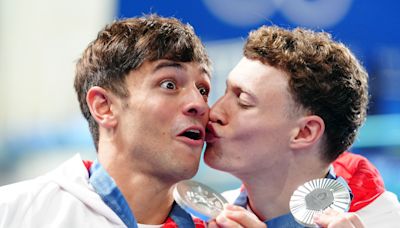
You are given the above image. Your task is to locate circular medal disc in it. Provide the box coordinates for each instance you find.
[173,180,228,221]
[289,178,351,227]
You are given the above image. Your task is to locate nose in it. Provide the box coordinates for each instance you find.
[209,96,227,125]
[183,88,209,117]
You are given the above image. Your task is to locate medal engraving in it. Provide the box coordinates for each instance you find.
[290,178,351,227]
[305,188,334,210]
[174,180,228,221]
[184,186,224,212]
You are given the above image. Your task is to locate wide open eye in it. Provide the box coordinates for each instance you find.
[198,86,209,96]
[160,80,177,90]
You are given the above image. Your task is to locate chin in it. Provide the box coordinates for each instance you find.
[176,168,198,182]
[181,160,200,178]
[204,148,226,171]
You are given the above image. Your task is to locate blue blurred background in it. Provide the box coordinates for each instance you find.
[0,0,399,196]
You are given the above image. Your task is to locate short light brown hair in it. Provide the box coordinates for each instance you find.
[74,14,210,150]
[244,26,368,162]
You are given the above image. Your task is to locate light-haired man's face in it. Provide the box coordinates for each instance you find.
[205,57,300,177]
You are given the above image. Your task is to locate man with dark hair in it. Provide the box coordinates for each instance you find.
[0,15,211,227]
[205,25,400,227]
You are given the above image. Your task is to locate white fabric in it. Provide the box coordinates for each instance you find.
[222,188,400,227]
[222,188,243,204]
[0,154,126,228]
[137,223,163,228]
[356,191,400,227]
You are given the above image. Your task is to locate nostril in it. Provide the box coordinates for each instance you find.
[184,99,208,116]
[217,119,224,125]
[187,108,198,115]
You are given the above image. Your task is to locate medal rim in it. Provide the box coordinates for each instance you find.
[289,178,351,227]
[173,180,228,221]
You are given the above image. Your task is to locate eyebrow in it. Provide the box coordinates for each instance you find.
[153,60,211,79]
[200,65,211,79]
[153,60,183,73]
[228,80,257,101]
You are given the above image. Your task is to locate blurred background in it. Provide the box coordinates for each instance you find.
[0,0,399,196]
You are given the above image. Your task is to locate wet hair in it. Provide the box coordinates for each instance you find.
[244,26,368,162]
[74,14,210,150]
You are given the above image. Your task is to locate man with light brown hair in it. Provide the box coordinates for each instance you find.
[205,25,400,227]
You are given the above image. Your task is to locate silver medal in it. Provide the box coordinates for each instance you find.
[173,180,228,221]
[290,178,351,227]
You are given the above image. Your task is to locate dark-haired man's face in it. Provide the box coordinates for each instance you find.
[115,59,211,181]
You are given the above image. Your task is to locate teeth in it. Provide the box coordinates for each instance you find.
[187,129,200,134]
[182,129,202,140]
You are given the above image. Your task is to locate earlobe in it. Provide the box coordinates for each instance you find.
[290,115,325,150]
[86,86,117,128]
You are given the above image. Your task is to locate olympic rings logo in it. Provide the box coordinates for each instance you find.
[202,0,353,28]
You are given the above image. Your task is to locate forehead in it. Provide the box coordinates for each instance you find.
[146,59,210,78]
[127,59,211,84]
[227,57,289,92]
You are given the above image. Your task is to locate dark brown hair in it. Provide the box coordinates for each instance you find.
[74,14,210,150]
[244,26,369,162]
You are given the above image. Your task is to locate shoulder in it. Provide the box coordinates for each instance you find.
[0,154,88,198]
[0,154,122,227]
[356,191,400,227]
[0,154,84,209]
[333,151,385,211]
[0,156,77,208]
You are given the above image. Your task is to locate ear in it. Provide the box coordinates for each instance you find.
[86,86,118,129]
[290,115,325,150]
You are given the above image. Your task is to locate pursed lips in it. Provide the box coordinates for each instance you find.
[205,122,220,143]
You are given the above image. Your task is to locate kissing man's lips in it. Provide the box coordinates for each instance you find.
[205,122,220,143]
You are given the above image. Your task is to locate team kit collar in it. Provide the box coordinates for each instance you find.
[88,160,196,228]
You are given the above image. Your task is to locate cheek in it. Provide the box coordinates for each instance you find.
[230,119,267,142]
[121,105,170,142]
[229,119,289,153]
[135,97,177,128]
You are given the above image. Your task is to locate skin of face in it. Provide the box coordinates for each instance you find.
[205,57,301,179]
[110,60,211,182]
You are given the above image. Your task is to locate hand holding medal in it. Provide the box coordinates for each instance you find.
[173,180,228,221]
[290,178,352,227]
[174,178,352,227]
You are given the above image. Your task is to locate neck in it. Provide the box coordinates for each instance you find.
[98,152,175,225]
[237,153,329,221]
[117,172,175,225]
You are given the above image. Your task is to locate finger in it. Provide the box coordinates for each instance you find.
[326,217,355,228]
[222,205,266,228]
[314,212,365,228]
[314,213,335,227]
[345,213,365,228]
[207,220,220,228]
[313,210,340,227]
[215,214,243,228]
[323,208,339,216]
[224,204,248,211]
[224,204,258,219]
